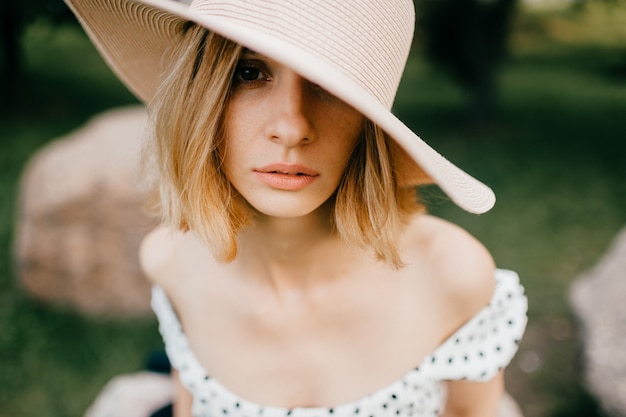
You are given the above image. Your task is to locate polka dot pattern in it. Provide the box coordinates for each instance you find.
[152,269,527,417]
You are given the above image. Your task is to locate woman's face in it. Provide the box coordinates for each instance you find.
[222,50,364,219]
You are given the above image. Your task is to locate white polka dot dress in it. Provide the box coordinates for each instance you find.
[151,269,527,417]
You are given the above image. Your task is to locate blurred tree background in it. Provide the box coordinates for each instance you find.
[416,0,518,125]
[0,0,73,107]
[1,0,626,416]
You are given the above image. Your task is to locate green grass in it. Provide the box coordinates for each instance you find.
[2,5,626,417]
[395,19,626,415]
[0,21,159,417]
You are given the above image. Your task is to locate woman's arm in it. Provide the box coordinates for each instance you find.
[441,371,504,417]
[172,369,193,417]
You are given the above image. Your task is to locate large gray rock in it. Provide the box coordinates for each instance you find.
[570,226,626,417]
[15,106,157,316]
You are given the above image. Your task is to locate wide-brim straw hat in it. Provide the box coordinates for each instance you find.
[64,0,495,213]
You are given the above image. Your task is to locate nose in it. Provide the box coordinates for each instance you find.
[264,73,315,147]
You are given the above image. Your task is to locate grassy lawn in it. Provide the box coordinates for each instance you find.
[1,3,625,417]
[0,21,160,417]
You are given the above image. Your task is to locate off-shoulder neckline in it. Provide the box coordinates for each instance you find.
[152,269,523,415]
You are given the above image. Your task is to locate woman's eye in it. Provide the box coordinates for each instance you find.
[238,66,260,81]
[233,62,268,85]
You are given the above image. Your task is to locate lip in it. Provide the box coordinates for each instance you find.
[254,163,319,191]
[255,163,319,176]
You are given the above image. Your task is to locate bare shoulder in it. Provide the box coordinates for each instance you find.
[140,225,223,290]
[404,214,496,316]
[139,226,212,289]
[139,225,176,285]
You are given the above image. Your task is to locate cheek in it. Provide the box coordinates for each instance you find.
[221,122,245,185]
[332,109,364,157]
[222,101,244,147]
[221,102,255,166]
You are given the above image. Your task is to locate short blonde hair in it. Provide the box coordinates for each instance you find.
[146,24,424,267]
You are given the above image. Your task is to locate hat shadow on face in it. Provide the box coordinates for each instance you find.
[63,0,495,213]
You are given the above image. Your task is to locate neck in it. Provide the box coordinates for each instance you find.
[233,201,358,294]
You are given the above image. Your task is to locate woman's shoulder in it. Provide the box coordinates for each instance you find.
[139,225,180,287]
[403,214,496,320]
[139,225,216,288]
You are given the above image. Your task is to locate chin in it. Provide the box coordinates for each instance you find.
[252,204,321,219]
[245,195,332,220]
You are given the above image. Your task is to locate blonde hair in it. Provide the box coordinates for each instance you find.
[335,121,424,267]
[146,24,424,267]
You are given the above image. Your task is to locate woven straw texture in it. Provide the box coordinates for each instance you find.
[64,0,496,213]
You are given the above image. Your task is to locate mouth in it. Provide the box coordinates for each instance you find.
[267,170,310,176]
[255,163,319,177]
[254,163,319,190]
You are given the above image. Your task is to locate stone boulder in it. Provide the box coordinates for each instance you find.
[570,226,626,417]
[15,106,157,316]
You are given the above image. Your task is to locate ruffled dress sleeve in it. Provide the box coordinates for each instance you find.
[151,286,210,389]
[419,269,528,382]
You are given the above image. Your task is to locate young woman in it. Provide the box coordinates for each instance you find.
[64,1,527,416]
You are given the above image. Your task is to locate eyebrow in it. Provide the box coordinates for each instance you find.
[241,48,263,58]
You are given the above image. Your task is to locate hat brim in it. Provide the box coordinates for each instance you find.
[65,0,495,214]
